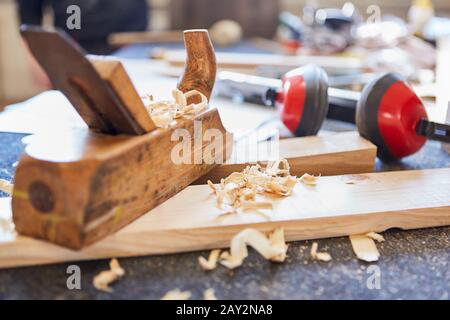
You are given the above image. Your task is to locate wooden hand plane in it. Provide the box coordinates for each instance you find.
[12,26,232,249]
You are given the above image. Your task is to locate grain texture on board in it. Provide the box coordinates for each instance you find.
[0,168,449,269]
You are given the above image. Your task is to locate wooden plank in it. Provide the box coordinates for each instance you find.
[1,168,449,269]
[109,30,183,46]
[197,131,377,183]
[165,51,364,72]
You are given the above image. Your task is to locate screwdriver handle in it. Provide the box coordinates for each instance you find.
[416,119,450,143]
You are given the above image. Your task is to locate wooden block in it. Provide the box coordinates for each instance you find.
[12,29,233,250]
[197,131,377,184]
[1,168,449,269]
[12,109,232,250]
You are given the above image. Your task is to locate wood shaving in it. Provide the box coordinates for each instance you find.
[161,289,191,300]
[92,258,125,293]
[220,227,288,269]
[143,89,208,128]
[198,249,221,271]
[0,179,13,195]
[310,242,332,262]
[203,288,217,300]
[349,234,380,262]
[365,232,385,242]
[208,159,298,213]
[298,173,320,185]
[269,227,289,262]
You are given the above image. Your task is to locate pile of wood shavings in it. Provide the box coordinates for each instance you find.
[198,228,288,271]
[93,258,125,292]
[143,89,208,128]
[207,159,302,213]
[0,179,13,195]
[219,227,288,269]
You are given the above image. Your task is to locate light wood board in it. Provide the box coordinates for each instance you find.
[198,131,376,183]
[1,168,449,269]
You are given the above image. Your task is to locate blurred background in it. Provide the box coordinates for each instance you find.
[1,0,450,125]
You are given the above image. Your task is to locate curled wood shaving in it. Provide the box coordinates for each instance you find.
[269,227,289,262]
[198,249,221,271]
[220,228,288,269]
[161,289,191,300]
[310,242,332,262]
[365,232,385,242]
[0,179,13,195]
[143,89,208,128]
[203,288,217,300]
[208,159,298,213]
[349,234,380,262]
[298,173,320,185]
[92,258,125,293]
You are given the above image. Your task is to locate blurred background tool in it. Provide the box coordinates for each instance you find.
[217,68,450,161]
[216,67,362,130]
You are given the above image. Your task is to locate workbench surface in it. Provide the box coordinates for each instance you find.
[1,130,449,300]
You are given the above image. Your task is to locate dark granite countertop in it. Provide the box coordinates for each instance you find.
[0,129,449,300]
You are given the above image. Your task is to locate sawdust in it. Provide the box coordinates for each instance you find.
[310,242,332,262]
[198,249,221,271]
[161,289,191,300]
[0,179,13,195]
[92,258,125,293]
[220,227,288,269]
[143,89,208,128]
